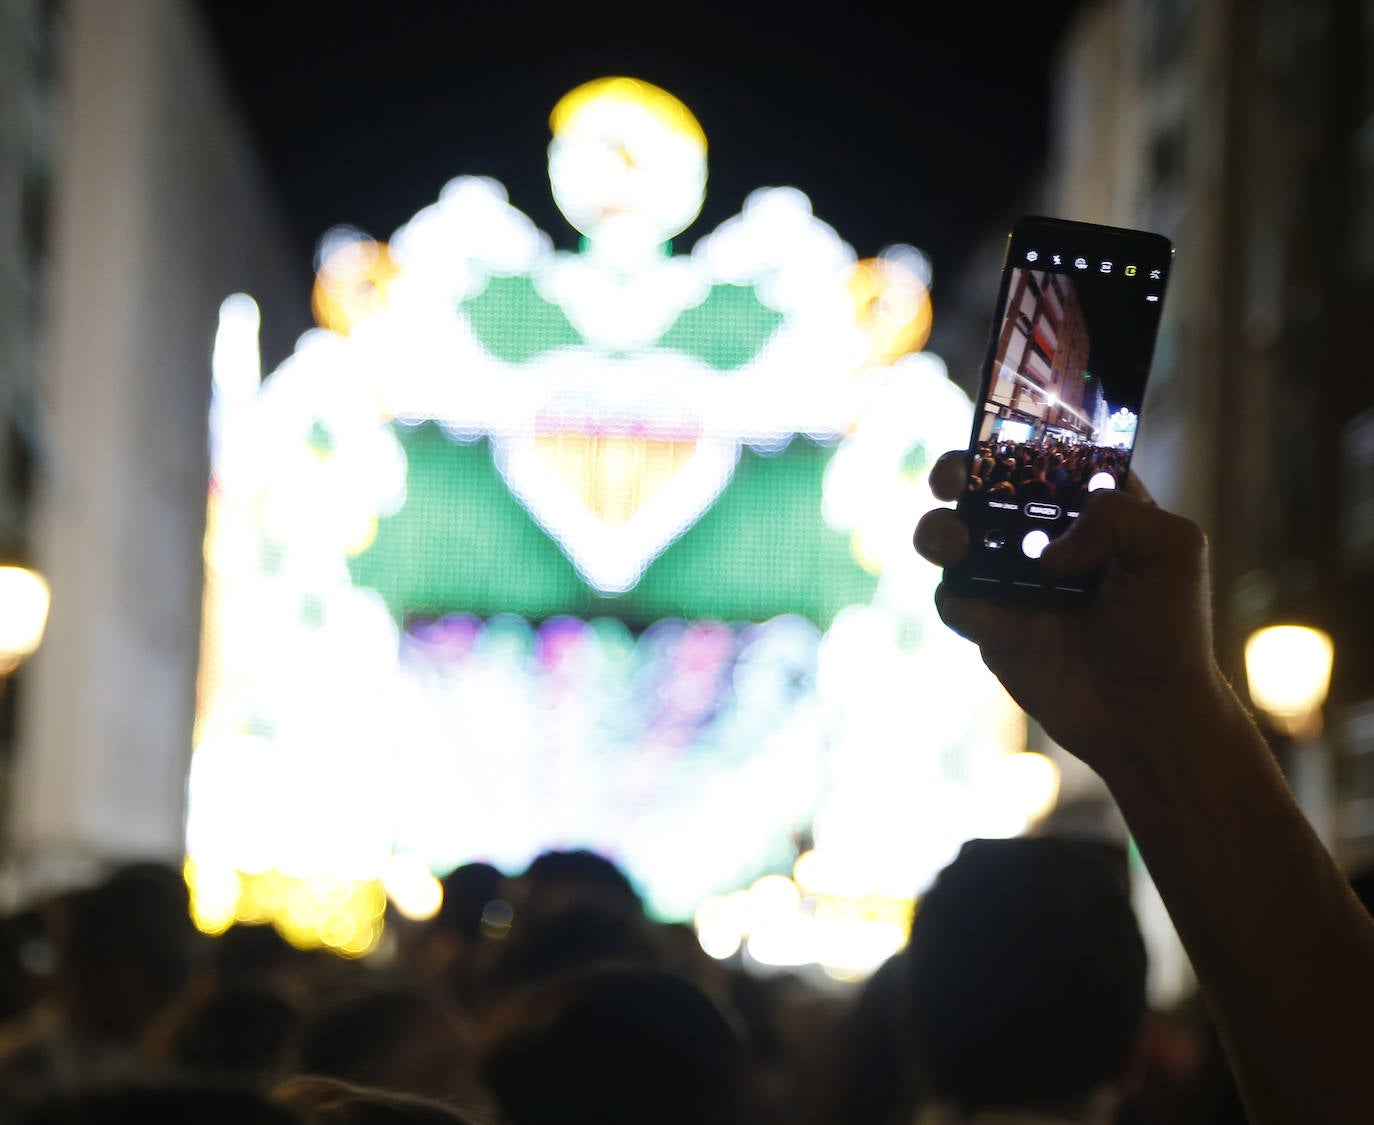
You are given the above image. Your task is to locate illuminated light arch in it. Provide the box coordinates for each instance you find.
[550,76,708,152]
[548,76,708,247]
[846,246,935,366]
[311,227,402,335]
[190,77,1042,970]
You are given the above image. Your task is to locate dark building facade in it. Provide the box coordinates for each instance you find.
[1044,0,1374,867]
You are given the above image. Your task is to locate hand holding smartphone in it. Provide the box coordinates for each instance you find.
[942,216,1173,605]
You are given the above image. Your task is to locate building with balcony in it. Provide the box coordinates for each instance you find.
[981,269,1093,444]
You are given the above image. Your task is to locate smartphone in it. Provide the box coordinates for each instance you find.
[942,216,1173,604]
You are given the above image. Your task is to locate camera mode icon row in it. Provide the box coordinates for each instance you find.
[982,529,1051,559]
[1025,250,1163,281]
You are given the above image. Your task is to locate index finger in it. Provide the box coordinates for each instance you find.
[929,449,969,502]
[1040,488,1205,578]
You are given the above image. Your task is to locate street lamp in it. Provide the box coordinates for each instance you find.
[1244,624,1334,738]
[0,566,48,677]
[1245,623,1335,848]
[0,566,49,677]
[0,562,48,895]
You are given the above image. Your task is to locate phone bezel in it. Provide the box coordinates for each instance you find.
[941,216,1175,606]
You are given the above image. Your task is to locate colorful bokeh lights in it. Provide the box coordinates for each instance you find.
[188,78,1052,974]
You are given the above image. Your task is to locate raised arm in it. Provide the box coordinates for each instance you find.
[914,450,1374,1125]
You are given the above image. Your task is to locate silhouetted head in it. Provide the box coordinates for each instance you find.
[483,899,659,1004]
[515,849,642,919]
[213,922,309,984]
[170,983,299,1081]
[59,863,197,1046]
[436,862,505,939]
[480,965,746,1125]
[815,951,922,1125]
[294,984,475,1103]
[408,862,508,1009]
[908,836,1146,1115]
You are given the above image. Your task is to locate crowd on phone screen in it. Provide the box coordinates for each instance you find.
[1,841,1366,1124]
[968,439,1131,507]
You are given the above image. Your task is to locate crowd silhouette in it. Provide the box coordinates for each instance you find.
[968,439,1131,507]
[0,836,1351,1125]
[2,455,1374,1125]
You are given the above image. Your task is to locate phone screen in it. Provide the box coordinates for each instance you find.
[946,217,1173,601]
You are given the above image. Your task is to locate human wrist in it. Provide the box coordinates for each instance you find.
[1091,666,1259,797]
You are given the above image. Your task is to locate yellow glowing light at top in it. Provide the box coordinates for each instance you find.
[312,237,400,335]
[847,257,933,364]
[550,77,707,153]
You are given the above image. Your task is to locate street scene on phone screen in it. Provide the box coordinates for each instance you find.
[969,266,1152,508]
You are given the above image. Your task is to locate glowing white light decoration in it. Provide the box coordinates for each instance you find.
[190,77,1035,963]
[548,77,708,256]
[1105,405,1138,448]
[383,852,445,922]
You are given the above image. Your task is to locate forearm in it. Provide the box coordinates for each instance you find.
[1098,678,1374,1125]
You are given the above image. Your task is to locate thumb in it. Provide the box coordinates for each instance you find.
[1041,490,1205,577]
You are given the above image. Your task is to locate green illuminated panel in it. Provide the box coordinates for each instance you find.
[347,424,875,627]
[462,276,582,362]
[657,284,784,369]
[461,276,784,367]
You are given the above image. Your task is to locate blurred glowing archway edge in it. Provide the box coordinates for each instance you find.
[190,77,1037,970]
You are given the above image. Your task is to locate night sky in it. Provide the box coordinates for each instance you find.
[198,1,1085,315]
[1071,268,1170,414]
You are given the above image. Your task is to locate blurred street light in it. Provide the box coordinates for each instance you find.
[1245,624,1334,738]
[0,565,49,676]
[1246,623,1336,850]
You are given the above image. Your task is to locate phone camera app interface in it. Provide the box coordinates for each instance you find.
[964,249,1166,592]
